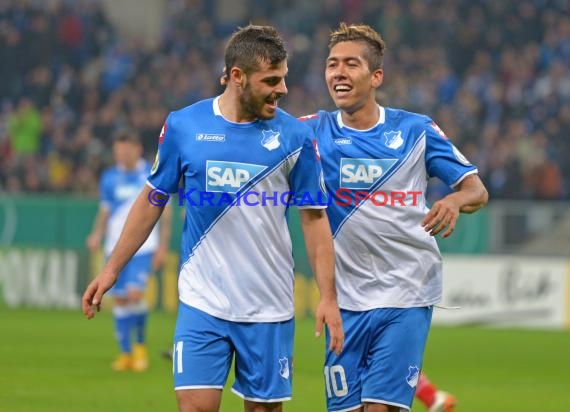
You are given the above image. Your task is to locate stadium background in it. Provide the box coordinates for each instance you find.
[1,0,569,411]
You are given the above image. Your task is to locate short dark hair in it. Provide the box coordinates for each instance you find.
[224,25,287,78]
[329,23,385,71]
[113,129,140,144]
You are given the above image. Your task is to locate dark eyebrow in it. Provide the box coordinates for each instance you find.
[262,76,283,84]
[327,56,362,63]
[263,75,282,80]
[262,70,288,81]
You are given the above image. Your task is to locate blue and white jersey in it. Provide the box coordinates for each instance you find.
[148,97,326,322]
[302,106,478,310]
[100,159,159,256]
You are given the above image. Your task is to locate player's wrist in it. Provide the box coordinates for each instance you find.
[318,294,339,305]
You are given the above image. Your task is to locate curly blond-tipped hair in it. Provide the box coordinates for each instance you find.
[329,23,385,71]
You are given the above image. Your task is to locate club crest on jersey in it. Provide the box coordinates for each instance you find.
[384,130,404,149]
[406,365,420,388]
[206,160,267,193]
[278,357,290,379]
[340,158,398,189]
[261,129,280,151]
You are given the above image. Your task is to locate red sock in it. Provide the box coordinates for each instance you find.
[415,372,437,407]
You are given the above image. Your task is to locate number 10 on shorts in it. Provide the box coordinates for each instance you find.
[324,365,348,397]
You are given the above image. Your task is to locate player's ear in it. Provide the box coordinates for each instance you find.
[371,69,383,88]
[229,67,245,87]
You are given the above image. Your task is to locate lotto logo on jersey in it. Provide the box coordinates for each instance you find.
[206,161,267,193]
[197,133,225,142]
[340,158,398,189]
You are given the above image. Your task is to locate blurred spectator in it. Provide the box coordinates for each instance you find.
[0,0,568,200]
[7,97,42,156]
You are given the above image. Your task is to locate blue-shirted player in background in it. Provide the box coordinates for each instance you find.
[82,25,343,412]
[300,23,488,412]
[86,130,171,372]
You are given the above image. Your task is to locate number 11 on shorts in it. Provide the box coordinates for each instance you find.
[173,341,183,374]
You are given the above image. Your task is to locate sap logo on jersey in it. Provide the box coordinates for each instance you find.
[115,184,141,200]
[340,158,398,189]
[206,160,267,193]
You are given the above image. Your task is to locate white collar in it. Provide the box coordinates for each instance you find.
[336,105,385,131]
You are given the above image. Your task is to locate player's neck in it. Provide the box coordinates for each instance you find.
[340,102,381,130]
[121,160,139,171]
[218,91,257,123]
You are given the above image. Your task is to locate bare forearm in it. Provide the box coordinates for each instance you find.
[86,208,109,250]
[90,208,109,238]
[449,174,489,214]
[313,246,337,302]
[104,187,164,273]
[299,209,337,302]
[159,204,172,249]
[299,209,344,353]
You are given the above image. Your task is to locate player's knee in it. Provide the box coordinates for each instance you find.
[114,296,128,306]
[176,389,221,412]
[126,289,144,303]
[364,403,398,412]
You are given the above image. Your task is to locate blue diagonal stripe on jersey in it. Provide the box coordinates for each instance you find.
[180,148,303,270]
[333,131,426,237]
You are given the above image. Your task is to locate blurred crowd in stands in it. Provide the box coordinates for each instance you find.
[1,0,569,200]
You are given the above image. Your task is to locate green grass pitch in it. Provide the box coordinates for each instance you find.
[1,308,569,411]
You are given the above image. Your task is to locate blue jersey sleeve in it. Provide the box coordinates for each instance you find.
[297,113,320,133]
[424,118,478,187]
[99,170,114,209]
[289,134,328,208]
[147,113,181,193]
